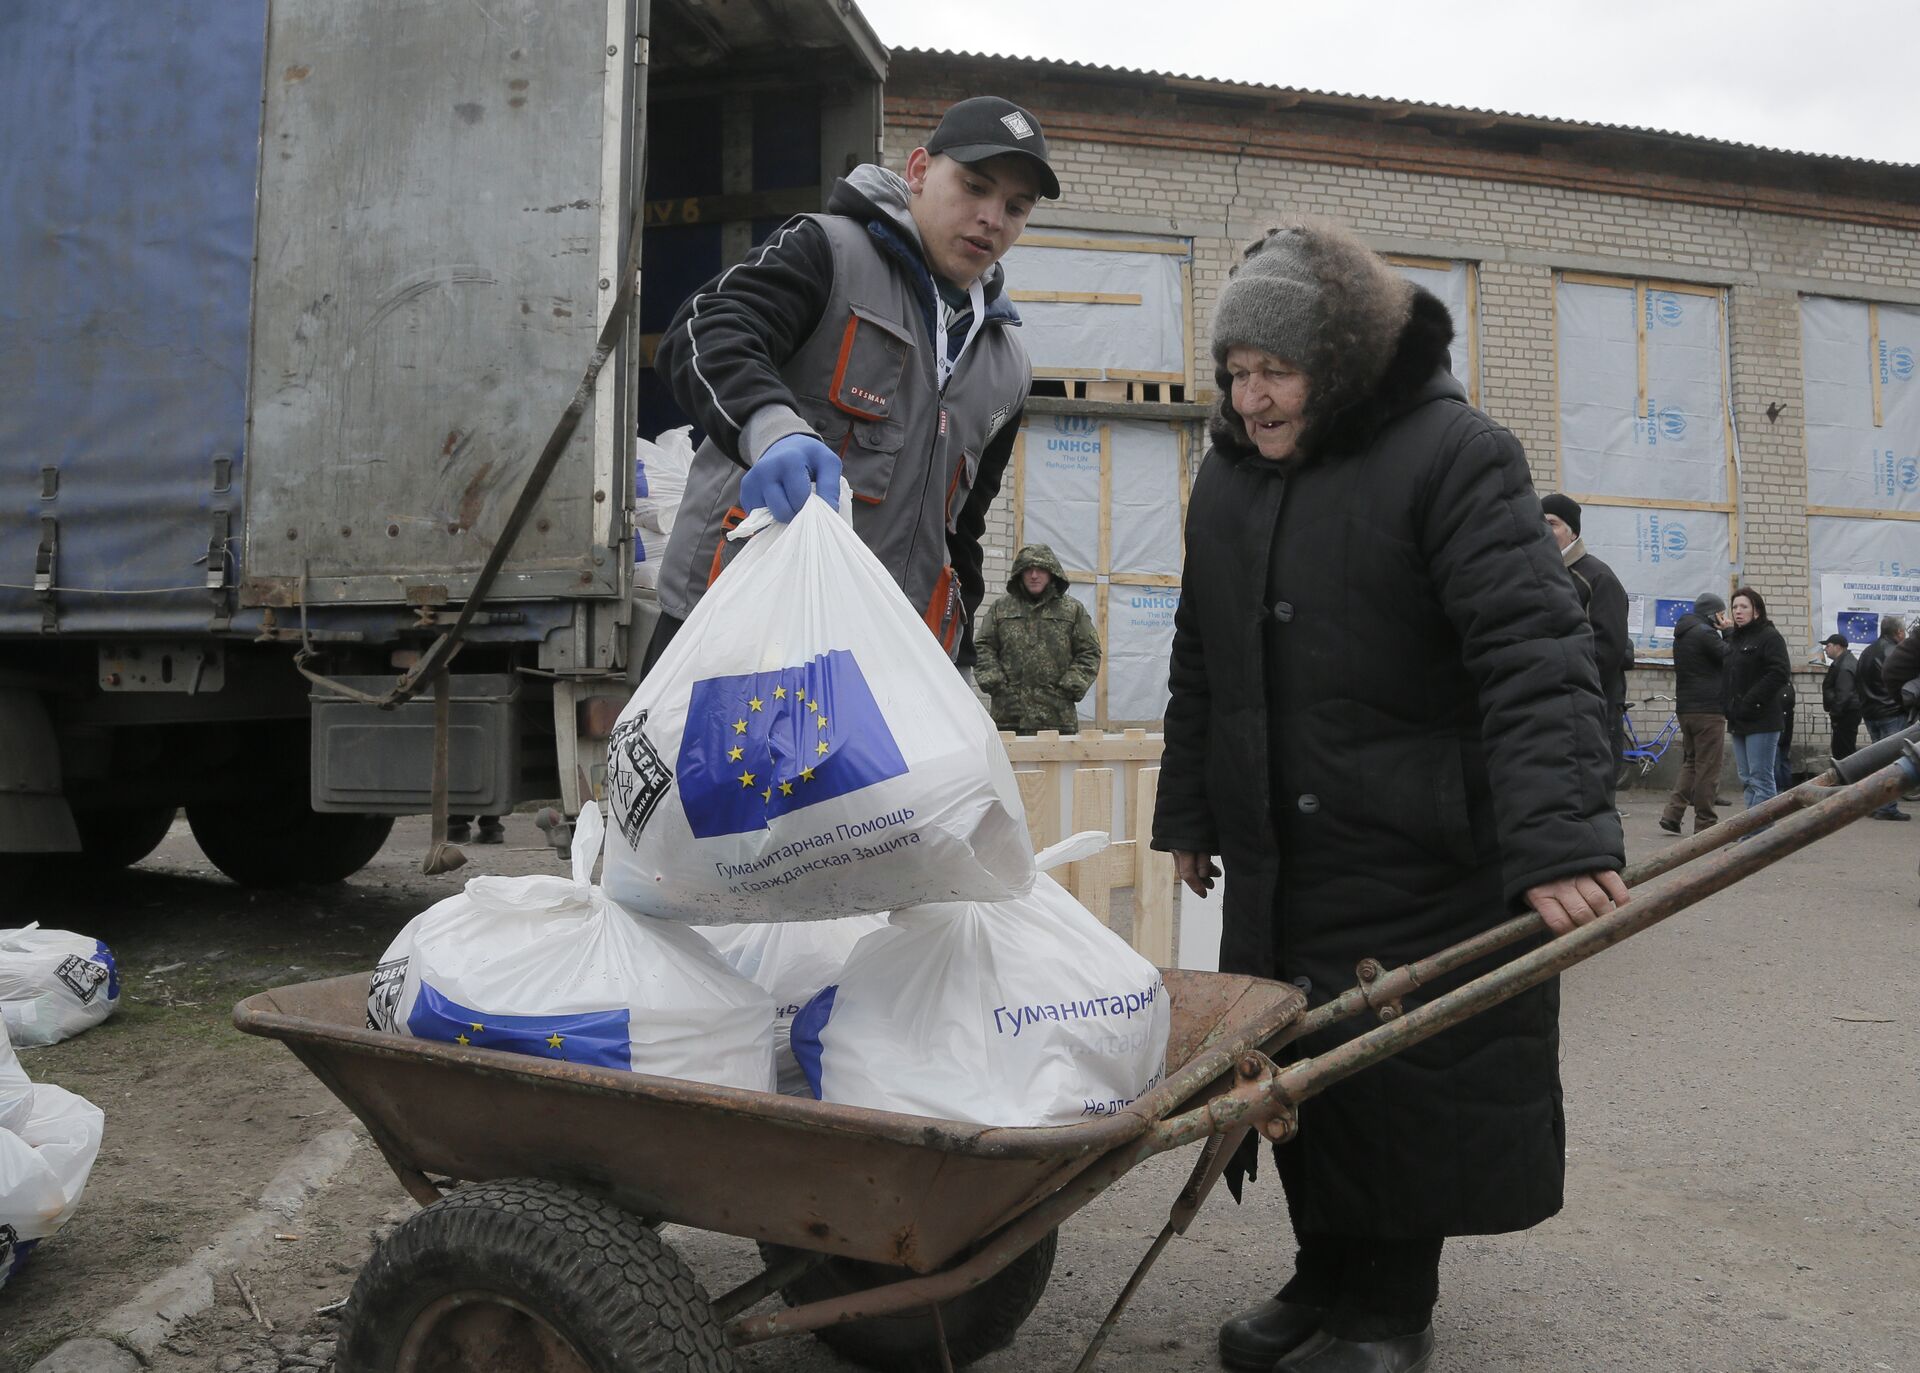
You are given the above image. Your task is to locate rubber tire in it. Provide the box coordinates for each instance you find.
[70,804,177,870]
[757,1229,1057,1372]
[338,1177,734,1373]
[186,792,392,889]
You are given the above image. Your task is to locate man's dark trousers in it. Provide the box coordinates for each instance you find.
[1830,710,1860,761]
[1661,712,1725,833]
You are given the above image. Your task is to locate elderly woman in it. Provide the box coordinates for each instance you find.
[1152,223,1627,1373]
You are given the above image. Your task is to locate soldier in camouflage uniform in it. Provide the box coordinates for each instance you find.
[973,544,1102,734]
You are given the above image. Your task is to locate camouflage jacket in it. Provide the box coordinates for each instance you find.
[974,546,1102,733]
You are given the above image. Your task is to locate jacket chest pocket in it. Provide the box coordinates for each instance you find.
[813,303,917,504]
[944,443,980,532]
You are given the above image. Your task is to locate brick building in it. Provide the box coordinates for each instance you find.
[882,49,1920,758]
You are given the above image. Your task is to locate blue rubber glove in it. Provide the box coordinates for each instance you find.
[740,434,842,523]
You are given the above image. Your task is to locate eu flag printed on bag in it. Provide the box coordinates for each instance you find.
[677,650,909,840]
[406,982,632,1070]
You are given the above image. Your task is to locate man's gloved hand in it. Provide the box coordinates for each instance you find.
[741,434,842,523]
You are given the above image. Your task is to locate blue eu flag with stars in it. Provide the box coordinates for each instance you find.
[407,982,632,1070]
[1654,598,1693,632]
[677,650,908,839]
[1839,611,1879,644]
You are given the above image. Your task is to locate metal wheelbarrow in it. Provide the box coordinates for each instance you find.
[233,725,1920,1372]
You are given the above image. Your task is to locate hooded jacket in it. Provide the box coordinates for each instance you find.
[1155,252,1621,1238]
[653,166,1030,665]
[973,544,1102,734]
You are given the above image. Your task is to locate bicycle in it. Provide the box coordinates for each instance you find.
[1618,693,1678,789]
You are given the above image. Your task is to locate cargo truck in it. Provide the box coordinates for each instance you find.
[0,0,887,884]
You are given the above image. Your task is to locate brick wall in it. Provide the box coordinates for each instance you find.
[886,57,1920,754]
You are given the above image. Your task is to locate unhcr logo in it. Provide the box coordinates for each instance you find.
[1893,347,1916,381]
[1053,415,1097,436]
[1647,292,1685,327]
[1664,523,1690,558]
[1901,458,1920,493]
[1658,407,1688,441]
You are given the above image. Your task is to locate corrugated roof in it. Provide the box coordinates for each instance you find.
[895,47,1917,171]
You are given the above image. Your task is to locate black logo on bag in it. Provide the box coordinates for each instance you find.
[607,711,673,846]
[367,957,408,1032]
[54,955,109,1005]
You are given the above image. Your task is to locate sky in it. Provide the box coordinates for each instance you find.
[852,0,1917,166]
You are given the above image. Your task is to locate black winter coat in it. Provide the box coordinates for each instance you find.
[1670,613,1730,715]
[1823,649,1861,719]
[1722,619,1792,734]
[1564,549,1632,713]
[1858,636,1905,722]
[1153,290,1623,1238]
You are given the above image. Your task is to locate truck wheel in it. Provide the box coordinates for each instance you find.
[71,805,177,869]
[339,1178,733,1373]
[186,794,391,888]
[757,1229,1056,1372]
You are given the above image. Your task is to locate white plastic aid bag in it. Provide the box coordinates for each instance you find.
[634,426,693,537]
[0,1019,32,1137]
[699,915,889,1095]
[368,803,776,1092]
[791,834,1171,1127]
[0,925,120,1047]
[601,495,1034,924]
[0,1081,106,1246]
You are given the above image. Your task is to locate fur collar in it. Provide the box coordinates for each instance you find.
[1210,287,1459,466]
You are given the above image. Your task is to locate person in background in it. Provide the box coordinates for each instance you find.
[972,543,1102,735]
[1541,493,1633,761]
[1774,681,1796,793]
[1659,592,1730,836]
[1154,220,1625,1373]
[1821,633,1862,759]
[1722,587,1792,813]
[1855,614,1910,819]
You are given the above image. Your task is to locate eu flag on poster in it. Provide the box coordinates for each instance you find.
[1839,610,1880,644]
[677,650,908,839]
[407,982,632,1070]
[1654,598,1693,631]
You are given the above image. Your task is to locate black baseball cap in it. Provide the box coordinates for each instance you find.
[1823,633,1850,646]
[926,96,1060,200]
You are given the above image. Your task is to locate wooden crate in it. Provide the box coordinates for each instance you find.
[1000,728,1179,966]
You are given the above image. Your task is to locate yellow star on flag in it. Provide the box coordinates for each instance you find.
[779,780,794,796]
[749,696,764,712]
[773,685,787,699]
[469,1022,485,1033]
[728,745,744,762]
[817,716,829,730]
[800,767,815,782]
[795,688,805,702]
[455,1033,470,1046]
[546,1032,564,1049]
[737,769,756,788]
[807,698,820,714]
[816,740,830,756]
[732,718,747,735]
[762,786,773,802]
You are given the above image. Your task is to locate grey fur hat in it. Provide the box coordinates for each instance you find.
[1209,221,1414,456]
[1693,592,1726,617]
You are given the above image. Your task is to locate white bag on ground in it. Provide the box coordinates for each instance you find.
[700,915,889,1095]
[602,496,1033,924]
[368,803,776,1091]
[0,1019,33,1137]
[0,1081,106,1246]
[791,834,1171,1127]
[0,925,120,1047]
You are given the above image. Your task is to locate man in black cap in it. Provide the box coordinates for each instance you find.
[648,97,1059,672]
[1821,632,1863,760]
[1542,493,1633,763]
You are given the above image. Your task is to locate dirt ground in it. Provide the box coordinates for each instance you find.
[3,797,1917,1372]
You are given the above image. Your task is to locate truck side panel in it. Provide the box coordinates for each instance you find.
[242,0,636,608]
[0,2,267,637]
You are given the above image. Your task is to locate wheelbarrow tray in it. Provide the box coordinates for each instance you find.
[234,968,1306,1274]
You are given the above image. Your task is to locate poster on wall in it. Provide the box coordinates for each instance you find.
[1578,505,1732,652]
[1815,572,1920,648]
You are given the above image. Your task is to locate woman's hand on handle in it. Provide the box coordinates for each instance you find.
[1525,869,1631,936]
[1173,851,1220,898]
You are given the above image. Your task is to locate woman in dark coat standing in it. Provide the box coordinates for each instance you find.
[1721,586,1793,810]
[1152,222,1627,1373]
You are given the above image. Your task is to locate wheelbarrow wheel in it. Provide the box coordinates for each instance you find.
[338,1177,733,1373]
[756,1228,1057,1372]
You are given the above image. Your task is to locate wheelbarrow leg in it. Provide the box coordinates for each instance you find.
[1069,1124,1256,1373]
